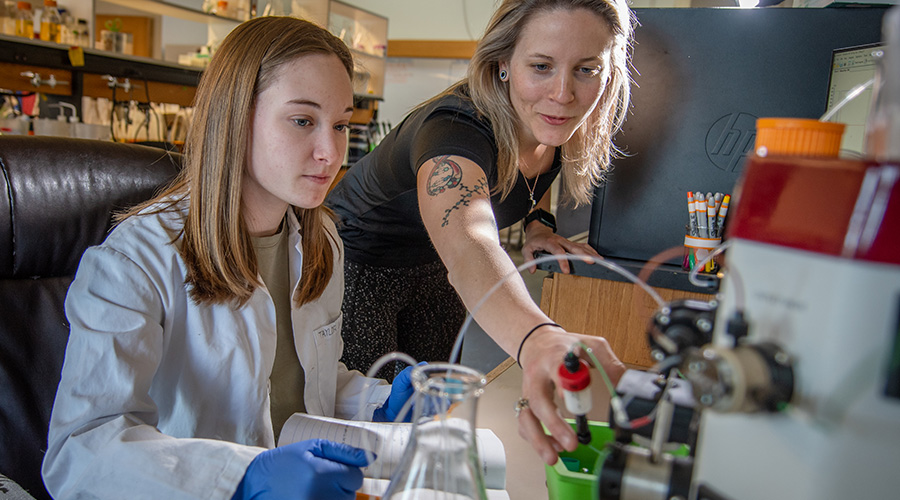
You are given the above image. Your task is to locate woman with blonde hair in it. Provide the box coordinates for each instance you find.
[328,0,634,464]
[43,16,414,499]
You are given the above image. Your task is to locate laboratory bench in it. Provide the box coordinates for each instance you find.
[0,34,201,108]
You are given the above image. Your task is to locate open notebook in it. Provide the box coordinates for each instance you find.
[278,413,510,499]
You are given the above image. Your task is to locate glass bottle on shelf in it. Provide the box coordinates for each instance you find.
[1,1,16,36]
[14,1,32,39]
[213,1,230,17]
[57,6,72,44]
[39,0,61,43]
[76,18,89,47]
[381,363,489,500]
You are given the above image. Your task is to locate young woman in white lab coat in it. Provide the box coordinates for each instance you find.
[42,16,412,500]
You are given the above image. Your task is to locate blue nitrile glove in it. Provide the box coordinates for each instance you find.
[372,362,426,422]
[231,439,372,500]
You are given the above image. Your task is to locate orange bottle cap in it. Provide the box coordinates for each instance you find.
[754,117,845,158]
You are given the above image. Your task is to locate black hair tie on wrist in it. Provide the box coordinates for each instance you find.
[516,322,561,368]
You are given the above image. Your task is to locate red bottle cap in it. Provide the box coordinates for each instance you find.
[558,358,590,392]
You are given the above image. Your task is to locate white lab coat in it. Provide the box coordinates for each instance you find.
[42,202,390,500]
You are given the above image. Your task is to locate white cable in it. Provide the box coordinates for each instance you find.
[448,252,666,365]
[688,239,732,288]
[353,351,419,476]
[820,78,875,123]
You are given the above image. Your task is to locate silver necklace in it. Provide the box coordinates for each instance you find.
[523,171,540,211]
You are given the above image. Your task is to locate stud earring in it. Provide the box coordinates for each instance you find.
[499,69,508,81]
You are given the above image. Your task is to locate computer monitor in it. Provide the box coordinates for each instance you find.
[578,7,887,291]
[826,43,886,157]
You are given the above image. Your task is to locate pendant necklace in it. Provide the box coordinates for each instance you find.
[523,171,540,211]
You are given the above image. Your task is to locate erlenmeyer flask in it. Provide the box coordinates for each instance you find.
[383,363,489,500]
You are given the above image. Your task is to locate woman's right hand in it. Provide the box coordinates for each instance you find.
[232,439,372,500]
[516,326,626,465]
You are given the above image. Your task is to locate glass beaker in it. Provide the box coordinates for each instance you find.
[383,363,489,500]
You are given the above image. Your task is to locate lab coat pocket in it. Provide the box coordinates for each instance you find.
[304,313,343,416]
[313,313,343,360]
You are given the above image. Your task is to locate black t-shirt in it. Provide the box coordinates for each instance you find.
[326,87,561,267]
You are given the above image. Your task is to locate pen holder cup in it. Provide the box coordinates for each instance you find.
[683,235,721,273]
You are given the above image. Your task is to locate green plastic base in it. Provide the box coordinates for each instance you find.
[544,420,692,499]
[544,420,614,500]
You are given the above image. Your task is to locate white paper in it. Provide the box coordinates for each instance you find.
[358,478,511,500]
[278,413,507,491]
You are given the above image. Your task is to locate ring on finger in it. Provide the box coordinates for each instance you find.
[514,397,529,418]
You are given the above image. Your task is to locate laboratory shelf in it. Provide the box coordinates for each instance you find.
[99,0,244,25]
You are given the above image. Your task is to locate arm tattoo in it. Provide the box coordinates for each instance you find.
[425,155,489,227]
[425,155,461,195]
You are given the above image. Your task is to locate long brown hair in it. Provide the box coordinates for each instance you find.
[122,16,353,307]
[425,0,633,206]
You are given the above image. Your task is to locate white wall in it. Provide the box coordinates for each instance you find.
[342,0,697,40]
[350,0,694,125]
[56,0,93,30]
[61,0,93,21]
[341,0,499,40]
[379,57,468,127]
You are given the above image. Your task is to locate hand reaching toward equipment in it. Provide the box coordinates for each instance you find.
[515,325,625,465]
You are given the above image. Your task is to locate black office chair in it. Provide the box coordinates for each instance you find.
[0,136,181,500]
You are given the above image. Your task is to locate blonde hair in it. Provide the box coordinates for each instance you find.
[122,17,353,307]
[429,0,633,206]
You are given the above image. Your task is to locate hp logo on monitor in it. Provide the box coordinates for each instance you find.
[706,113,757,173]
